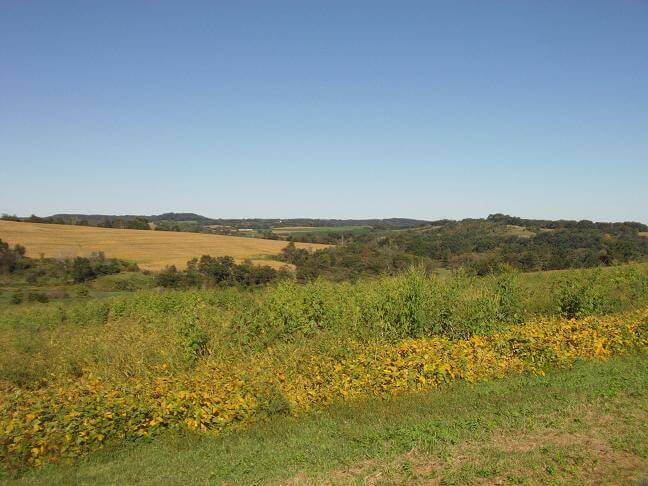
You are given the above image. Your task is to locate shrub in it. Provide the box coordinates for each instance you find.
[0,239,27,274]
[93,272,154,292]
[71,257,96,283]
[156,265,183,288]
[558,279,602,319]
[177,317,210,365]
[231,268,520,345]
[493,270,525,323]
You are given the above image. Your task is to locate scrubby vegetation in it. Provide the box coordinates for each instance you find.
[1,260,647,474]
[1,305,645,471]
[278,241,418,281]
[13,354,644,485]
[155,255,289,289]
[284,215,648,279]
[0,240,139,305]
[1,228,647,479]
[0,240,26,274]
[1,240,135,283]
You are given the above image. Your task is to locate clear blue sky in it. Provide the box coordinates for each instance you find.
[1,1,647,222]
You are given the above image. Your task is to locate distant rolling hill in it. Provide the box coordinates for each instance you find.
[44,213,432,230]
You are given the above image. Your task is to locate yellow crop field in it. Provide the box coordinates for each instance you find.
[0,220,327,270]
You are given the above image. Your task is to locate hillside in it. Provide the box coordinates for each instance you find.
[37,213,431,229]
[0,220,326,271]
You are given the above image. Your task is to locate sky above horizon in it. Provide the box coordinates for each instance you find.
[1,1,647,223]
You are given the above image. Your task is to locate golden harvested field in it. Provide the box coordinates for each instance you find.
[0,220,327,270]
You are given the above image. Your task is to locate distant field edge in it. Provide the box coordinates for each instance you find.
[9,353,647,485]
[272,225,372,235]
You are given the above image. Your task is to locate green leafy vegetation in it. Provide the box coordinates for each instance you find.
[6,354,647,484]
[0,239,141,305]
[279,240,418,281]
[276,215,648,279]
[154,255,290,289]
[6,213,647,277]
[0,239,26,274]
[1,221,647,481]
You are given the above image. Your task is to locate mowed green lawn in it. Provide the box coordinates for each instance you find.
[9,353,647,485]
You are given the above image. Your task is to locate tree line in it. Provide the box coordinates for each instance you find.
[155,255,290,288]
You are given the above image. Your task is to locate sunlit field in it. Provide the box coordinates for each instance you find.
[0,221,326,270]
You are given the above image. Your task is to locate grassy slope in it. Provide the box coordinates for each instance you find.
[10,354,647,485]
[0,220,326,271]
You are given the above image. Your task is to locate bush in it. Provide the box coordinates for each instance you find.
[155,256,288,289]
[558,279,602,319]
[0,239,27,274]
[493,270,525,323]
[232,268,522,345]
[177,316,210,365]
[155,265,183,288]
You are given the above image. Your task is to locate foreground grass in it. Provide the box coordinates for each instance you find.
[8,353,647,485]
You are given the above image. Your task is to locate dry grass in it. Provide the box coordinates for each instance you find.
[0,220,327,270]
[640,232,648,238]
[505,224,536,238]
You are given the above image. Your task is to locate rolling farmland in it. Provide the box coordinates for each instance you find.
[0,220,327,270]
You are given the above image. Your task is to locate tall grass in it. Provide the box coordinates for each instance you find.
[1,264,647,388]
[231,264,648,345]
